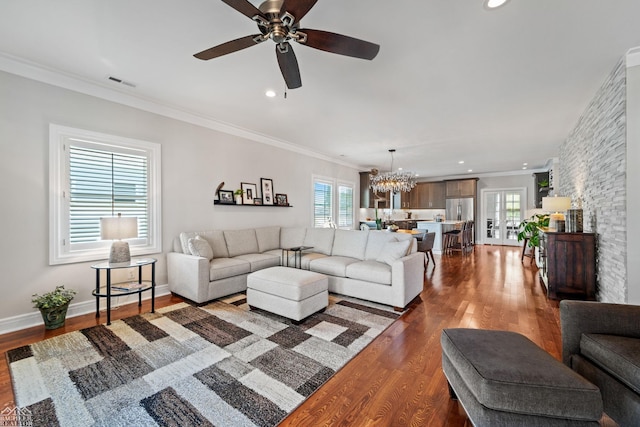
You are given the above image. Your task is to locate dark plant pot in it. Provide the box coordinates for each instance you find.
[39,303,70,330]
[375,219,382,230]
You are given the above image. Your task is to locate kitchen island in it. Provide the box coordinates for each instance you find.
[416,221,461,254]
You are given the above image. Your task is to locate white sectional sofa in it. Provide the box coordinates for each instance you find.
[167,226,424,310]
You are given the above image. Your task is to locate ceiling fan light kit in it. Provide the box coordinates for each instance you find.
[194,0,380,89]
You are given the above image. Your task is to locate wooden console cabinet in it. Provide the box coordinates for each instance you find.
[539,231,596,300]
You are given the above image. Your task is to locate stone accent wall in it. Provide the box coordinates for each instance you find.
[559,59,626,303]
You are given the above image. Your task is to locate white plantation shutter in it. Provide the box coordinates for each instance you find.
[338,184,354,228]
[50,125,161,265]
[312,177,354,229]
[68,145,148,244]
[313,180,333,228]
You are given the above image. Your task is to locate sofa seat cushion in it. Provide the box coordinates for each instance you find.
[441,328,602,421]
[581,333,640,394]
[235,253,281,272]
[209,258,251,281]
[309,256,359,277]
[345,261,392,285]
[300,252,328,270]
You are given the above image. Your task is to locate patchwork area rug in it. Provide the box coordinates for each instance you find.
[7,294,400,427]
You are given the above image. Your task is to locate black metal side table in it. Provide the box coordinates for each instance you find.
[281,246,313,269]
[91,258,157,325]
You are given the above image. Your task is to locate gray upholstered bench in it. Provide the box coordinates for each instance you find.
[247,267,328,322]
[441,328,603,426]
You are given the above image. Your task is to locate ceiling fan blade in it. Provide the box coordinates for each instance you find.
[194,34,263,60]
[280,0,318,23]
[221,0,266,21]
[298,28,380,60]
[276,42,302,89]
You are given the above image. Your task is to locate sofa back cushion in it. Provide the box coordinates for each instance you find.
[256,226,281,252]
[179,230,229,258]
[303,228,335,255]
[364,232,400,261]
[224,229,259,257]
[280,227,307,249]
[332,229,368,259]
[376,239,412,266]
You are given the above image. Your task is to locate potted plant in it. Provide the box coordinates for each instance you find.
[517,214,550,266]
[234,189,243,205]
[32,285,76,329]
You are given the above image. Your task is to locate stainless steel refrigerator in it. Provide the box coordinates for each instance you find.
[446,198,474,221]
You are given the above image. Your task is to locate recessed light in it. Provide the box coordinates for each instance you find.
[265,90,276,98]
[483,0,510,10]
[523,162,528,166]
[467,169,473,173]
[458,160,465,164]
[522,167,527,170]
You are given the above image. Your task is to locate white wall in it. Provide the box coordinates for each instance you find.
[0,70,358,330]
[626,51,640,304]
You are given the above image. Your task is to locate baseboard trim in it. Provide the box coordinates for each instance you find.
[0,284,170,335]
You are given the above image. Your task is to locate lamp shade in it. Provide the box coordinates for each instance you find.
[542,196,571,213]
[100,215,138,240]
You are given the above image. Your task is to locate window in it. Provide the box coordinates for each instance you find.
[50,125,161,264]
[312,176,354,229]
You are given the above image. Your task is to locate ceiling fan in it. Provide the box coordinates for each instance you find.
[194,0,380,89]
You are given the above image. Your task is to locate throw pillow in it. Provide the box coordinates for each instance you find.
[376,239,411,266]
[188,236,214,260]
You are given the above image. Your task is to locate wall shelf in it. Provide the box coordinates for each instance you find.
[213,200,292,207]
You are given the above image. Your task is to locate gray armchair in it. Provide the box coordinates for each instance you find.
[560,300,640,427]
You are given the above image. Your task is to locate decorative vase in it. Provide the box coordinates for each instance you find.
[39,303,70,329]
[375,218,382,230]
[235,195,242,205]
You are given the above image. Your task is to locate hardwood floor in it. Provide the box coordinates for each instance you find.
[0,245,574,425]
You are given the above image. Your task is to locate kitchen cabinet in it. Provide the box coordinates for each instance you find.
[397,182,445,209]
[425,182,446,208]
[539,231,596,300]
[445,179,477,198]
[360,172,390,208]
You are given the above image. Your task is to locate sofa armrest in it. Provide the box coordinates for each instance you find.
[560,300,640,366]
[391,252,425,309]
[167,252,210,303]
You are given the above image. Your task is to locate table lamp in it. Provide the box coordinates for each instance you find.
[542,196,571,231]
[101,213,138,264]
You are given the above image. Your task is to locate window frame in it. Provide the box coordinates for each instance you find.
[311,175,355,229]
[49,124,162,265]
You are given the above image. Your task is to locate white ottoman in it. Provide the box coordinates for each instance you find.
[247,266,328,322]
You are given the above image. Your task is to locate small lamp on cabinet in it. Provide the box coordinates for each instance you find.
[100,213,138,264]
[542,196,571,231]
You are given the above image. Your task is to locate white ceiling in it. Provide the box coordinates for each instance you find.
[1,0,639,178]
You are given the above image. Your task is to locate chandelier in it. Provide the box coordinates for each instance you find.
[369,149,417,193]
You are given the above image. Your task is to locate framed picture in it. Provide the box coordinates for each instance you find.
[241,182,257,205]
[261,178,274,205]
[218,190,234,204]
[275,193,288,206]
[254,198,263,205]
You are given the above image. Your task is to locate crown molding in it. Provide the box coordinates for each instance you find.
[0,52,360,170]
[627,46,640,68]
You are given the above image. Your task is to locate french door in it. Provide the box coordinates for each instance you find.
[482,189,526,246]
